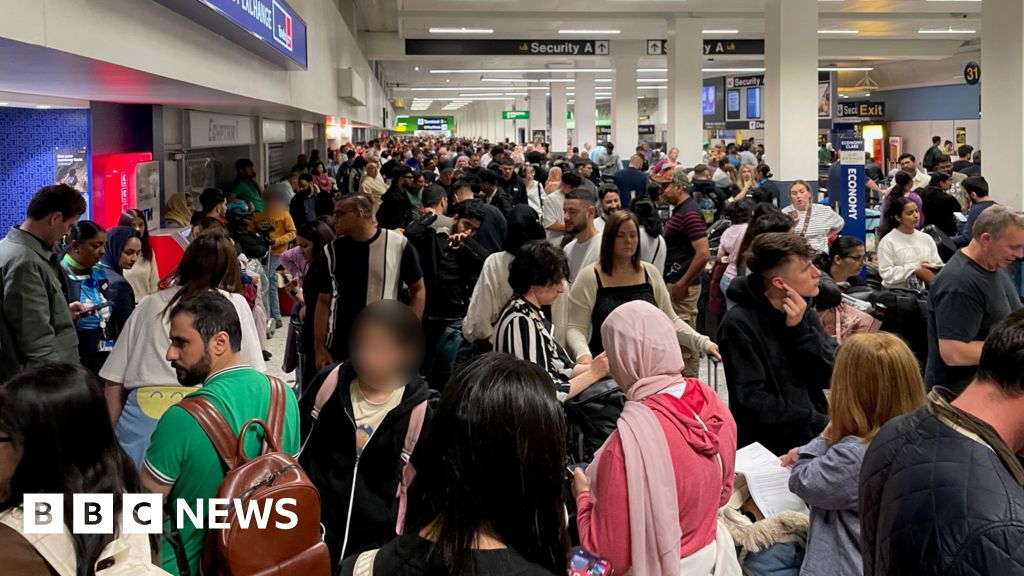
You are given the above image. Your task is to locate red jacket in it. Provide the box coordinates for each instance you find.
[576,379,737,573]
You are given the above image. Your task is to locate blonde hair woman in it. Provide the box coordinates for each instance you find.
[783,332,926,576]
[544,166,563,194]
[730,164,758,205]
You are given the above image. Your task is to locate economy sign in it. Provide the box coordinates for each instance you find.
[406,39,609,56]
[153,0,308,69]
[838,136,866,241]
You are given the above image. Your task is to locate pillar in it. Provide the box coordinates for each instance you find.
[612,56,639,160]
[981,0,1024,209]
[667,17,704,166]
[529,92,549,143]
[551,79,569,154]
[764,0,819,182]
[575,73,598,150]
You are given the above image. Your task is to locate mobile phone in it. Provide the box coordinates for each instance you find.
[82,302,112,315]
[568,546,613,576]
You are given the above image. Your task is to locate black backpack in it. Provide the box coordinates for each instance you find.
[869,289,930,367]
[563,378,625,464]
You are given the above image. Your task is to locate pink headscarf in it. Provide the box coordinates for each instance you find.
[594,300,685,576]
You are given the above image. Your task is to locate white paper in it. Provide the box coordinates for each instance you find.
[734,442,809,517]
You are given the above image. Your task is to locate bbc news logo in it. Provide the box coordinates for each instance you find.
[23,494,299,534]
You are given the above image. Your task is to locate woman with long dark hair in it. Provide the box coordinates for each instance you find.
[99,234,266,468]
[877,196,942,290]
[878,171,923,238]
[631,192,667,275]
[0,363,159,575]
[813,236,867,289]
[280,220,336,389]
[119,210,160,301]
[339,352,569,575]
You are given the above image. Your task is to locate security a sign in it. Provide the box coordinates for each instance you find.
[647,40,668,56]
[406,39,609,56]
[839,136,866,241]
[726,75,763,88]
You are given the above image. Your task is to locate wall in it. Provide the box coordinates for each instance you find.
[876,83,981,122]
[0,0,392,127]
[0,108,89,235]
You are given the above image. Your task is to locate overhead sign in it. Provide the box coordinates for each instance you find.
[838,135,866,241]
[152,0,308,69]
[638,125,655,135]
[395,116,454,133]
[405,39,609,56]
[188,111,255,148]
[726,75,763,88]
[836,101,886,119]
[964,61,980,85]
[748,120,764,130]
[646,39,765,56]
[502,110,529,120]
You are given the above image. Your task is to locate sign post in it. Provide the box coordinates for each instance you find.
[839,135,866,242]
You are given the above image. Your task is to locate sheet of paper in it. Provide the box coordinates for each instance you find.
[734,442,809,517]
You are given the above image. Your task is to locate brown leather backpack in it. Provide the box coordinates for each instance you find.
[179,377,331,576]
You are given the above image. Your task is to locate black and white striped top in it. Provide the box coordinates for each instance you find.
[494,296,573,402]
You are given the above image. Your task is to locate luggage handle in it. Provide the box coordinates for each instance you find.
[235,418,283,464]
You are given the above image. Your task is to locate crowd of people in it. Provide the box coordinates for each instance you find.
[0,132,1023,576]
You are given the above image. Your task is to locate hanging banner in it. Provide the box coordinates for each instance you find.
[55,148,90,219]
[818,82,832,119]
[839,135,866,241]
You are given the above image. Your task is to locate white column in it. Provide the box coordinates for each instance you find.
[667,17,704,166]
[514,97,529,143]
[575,73,598,150]
[612,56,639,160]
[529,93,549,143]
[982,0,1024,209]
[764,0,819,182]
[551,80,569,154]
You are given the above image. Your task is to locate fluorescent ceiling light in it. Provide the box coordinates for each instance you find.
[459,92,505,97]
[429,97,517,101]
[430,68,611,74]
[639,86,667,90]
[638,68,668,73]
[539,78,576,83]
[818,66,874,71]
[597,97,610,100]
[482,78,539,83]
[558,29,621,34]
[703,29,739,34]
[429,27,493,34]
[918,27,976,34]
[818,29,859,34]
[408,86,549,91]
[595,78,612,83]
[702,67,766,73]
[637,78,667,83]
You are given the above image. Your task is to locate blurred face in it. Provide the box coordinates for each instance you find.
[832,246,865,279]
[563,199,593,235]
[333,200,362,235]
[298,236,314,261]
[243,166,256,179]
[741,166,755,182]
[614,220,639,261]
[579,164,593,178]
[398,173,415,190]
[366,163,379,177]
[769,256,821,298]
[669,148,679,161]
[314,163,324,175]
[789,183,811,210]
[73,231,107,268]
[899,157,916,172]
[351,322,416,385]
[601,193,621,214]
[453,217,481,235]
[130,217,145,235]
[897,202,920,230]
[119,237,142,269]
[533,281,565,306]
[298,154,308,166]
[525,166,535,181]
[936,158,953,174]
[166,313,213,386]
[415,175,426,189]
[500,164,514,179]
[298,178,312,193]
[940,178,952,191]
[980,227,1024,269]
[470,155,481,168]
[439,171,453,185]
[214,200,227,217]
[661,182,683,205]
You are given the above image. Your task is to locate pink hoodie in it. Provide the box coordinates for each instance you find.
[576,301,737,575]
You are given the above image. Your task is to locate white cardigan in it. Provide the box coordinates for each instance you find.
[566,261,712,360]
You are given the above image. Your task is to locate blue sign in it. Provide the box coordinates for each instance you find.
[838,135,866,241]
[154,0,308,69]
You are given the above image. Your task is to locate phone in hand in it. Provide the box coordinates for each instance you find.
[568,546,613,576]
[82,302,112,315]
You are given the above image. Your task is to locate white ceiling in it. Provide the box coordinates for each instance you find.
[357,0,983,113]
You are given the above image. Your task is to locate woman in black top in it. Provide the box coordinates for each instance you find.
[919,172,961,237]
[290,219,336,391]
[339,353,568,576]
[98,226,142,336]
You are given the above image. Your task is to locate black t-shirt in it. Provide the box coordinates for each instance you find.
[338,534,556,576]
[316,229,423,360]
[926,251,1022,394]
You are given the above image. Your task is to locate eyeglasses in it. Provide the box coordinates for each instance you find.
[843,254,866,263]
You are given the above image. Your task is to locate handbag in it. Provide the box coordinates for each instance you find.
[818,301,881,344]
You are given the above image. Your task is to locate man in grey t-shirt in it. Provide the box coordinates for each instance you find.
[926,205,1024,396]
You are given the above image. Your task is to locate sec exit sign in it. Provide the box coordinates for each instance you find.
[502,110,529,120]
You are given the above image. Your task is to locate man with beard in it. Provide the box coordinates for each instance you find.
[141,290,301,575]
[562,188,602,283]
[598,184,622,224]
[377,164,416,230]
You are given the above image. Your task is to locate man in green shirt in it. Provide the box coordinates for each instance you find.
[232,158,265,212]
[141,291,300,575]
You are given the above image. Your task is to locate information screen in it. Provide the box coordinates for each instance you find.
[702,85,716,115]
[746,87,762,120]
[726,89,741,120]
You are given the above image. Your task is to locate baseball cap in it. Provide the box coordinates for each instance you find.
[659,168,690,189]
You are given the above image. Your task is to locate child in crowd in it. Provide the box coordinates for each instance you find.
[782,332,926,576]
[299,300,432,566]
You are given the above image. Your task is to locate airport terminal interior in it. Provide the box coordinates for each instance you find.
[4,1,1024,575]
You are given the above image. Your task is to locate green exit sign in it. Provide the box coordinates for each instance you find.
[502,110,529,120]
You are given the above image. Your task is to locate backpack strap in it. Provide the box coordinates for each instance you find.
[395,400,428,535]
[311,365,342,422]
[265,375,287,453]
[179,396,240,471]
[352,548,379,576]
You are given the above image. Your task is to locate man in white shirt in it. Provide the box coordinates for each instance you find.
[562,188,602,283]
[544,171,579,247]
[891,153,931,191]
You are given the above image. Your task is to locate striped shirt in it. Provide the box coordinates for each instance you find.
[782,204,845,254]
[663,198,708,284]
[494,296,573,402]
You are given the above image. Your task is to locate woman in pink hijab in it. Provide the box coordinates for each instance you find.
[573,300,740,576]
